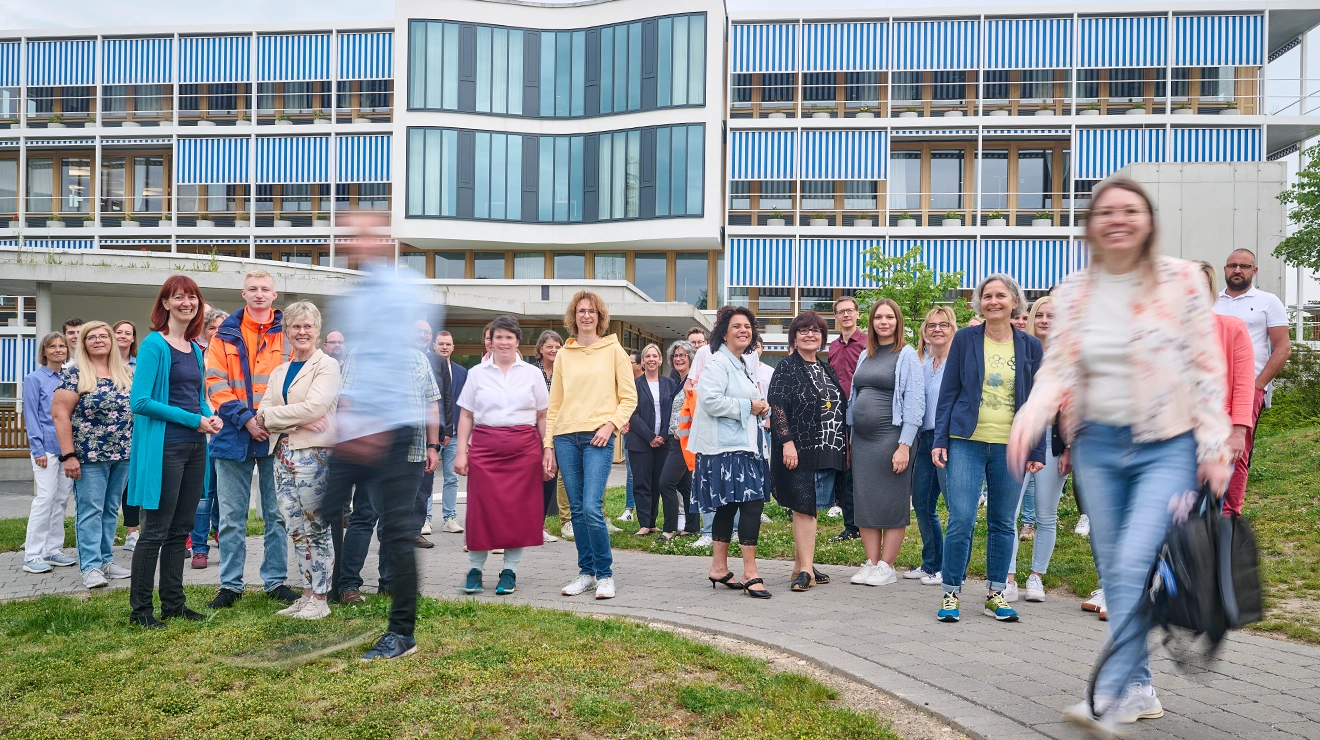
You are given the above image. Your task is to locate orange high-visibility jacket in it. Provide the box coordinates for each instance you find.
[205,307,289,460]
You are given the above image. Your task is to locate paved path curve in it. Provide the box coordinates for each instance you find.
[3,522,1318,740]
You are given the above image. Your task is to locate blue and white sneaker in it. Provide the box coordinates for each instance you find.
[937,592,960,622]
[984,591,1020,622]
[22,559,52,574]
[45,553,77,567]
[463,568,483,594]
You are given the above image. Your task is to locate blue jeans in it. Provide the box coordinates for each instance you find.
[912,430,947,575]
[189,457,220,555]
[439,436,458,520]
[942,438,1018,593]
[1021,478,1037,527]
[214,454,286,593]
[1073,425,1196,698]
[624,446,635,510]
[1011,444,1067,575]
[74,460,128,572]
[814,469,836,511]
[336,481,390,594]
[555,433,615,579]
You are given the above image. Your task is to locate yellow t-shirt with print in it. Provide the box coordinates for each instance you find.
[969,335,1016,444]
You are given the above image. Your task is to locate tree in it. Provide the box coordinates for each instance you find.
[852,245,973,343]
[1275,140,1320,272]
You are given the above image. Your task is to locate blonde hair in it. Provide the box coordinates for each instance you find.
[73,321,133,394]
[865,299,905,356]
[917,306,959,358]
[641,342,662,365]
[1026,296,1054,341]
[282,301,322,340]
[244,268,274,285]
[563,290,610,336]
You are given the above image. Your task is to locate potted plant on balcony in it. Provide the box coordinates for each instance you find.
[47,113,66,129]
[273,211,293,227]
[896,212,917,227]
[986,210,1007,227]
[988,107,1010,117]
[275,113,294,127]
[941,211,962,227]
[809,212,830,227]
[84,115,97,127]
[196,117,217,127]
[767,207,786,227]
[852,213,874,227]
[1126,102,1148,115]
[1174,103,1194,115]
[236,113,252,126]
[811,105,831,119]
[196,214,216,228]
[1081,102,1101,116]
[120,215,140,228]
[353,111,373,124]
[315,214,331,226]
[1032,211,1052,227]
[767,108,787,119]
[313,110,331,125]
[235,212,250,228]
[856,106,874,119]
[46,214,65,228]
[1220,101,1240,116]
[159,212,173,228]
[1035,107,1057,117]
[944,108,964,118]
[900,106,920,119]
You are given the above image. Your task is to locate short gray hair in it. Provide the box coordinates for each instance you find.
[665,339,695,369]
[973,273,1026,318]
[204,308,228,326]
[282,301,322,338]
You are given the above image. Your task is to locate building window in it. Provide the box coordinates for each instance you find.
[101,157,125,213]
[759,181,793,211]
[133,156,165,213]
[804,72,835,102]
[406,128,459,217]
[729,181,751,210]
[635,253,667,300]
[1108,68,1143,100]
[436,252,466,278]
[892,72,921,102]
[844,72,880,102]
[1016,150,1051,211]
[932,72,966,102]
[1077,69,1100,99]
[888,152,921,212]
[399,252,426,273]
[514,252,546,279]
[555,253,585,279]
[675,253,708,308]
[984,70,1010,101]
[473,252,505,279]
[843,181,876,211]
[1020,70,1054,101]
[761,73,795,103]
[594,252,625,280]
[979,151,1009,210]
[930,151,964,211]
[0,159,18,214]
[61,158,91,213]
[802,181,833,211]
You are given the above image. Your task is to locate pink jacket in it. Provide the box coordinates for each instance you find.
[1015,255,1230,466]
[1214,314,1255,428]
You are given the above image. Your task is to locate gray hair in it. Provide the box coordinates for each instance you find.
[665,339,695,370]
[973,273,1026,318]
[204,308,229,326]
[282,301,322,338]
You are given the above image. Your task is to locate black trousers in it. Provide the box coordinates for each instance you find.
[324,427,424,637]
[121,488,140,528]
[630,444,669,529]
[412,469,435,536]
[659,435,696,533]
[130,442,206,619]
[834,467,858,534]
[712,499,766,546]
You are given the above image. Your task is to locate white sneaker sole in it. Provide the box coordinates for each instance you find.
[1026,593,1046,602]
[23,564,52,574]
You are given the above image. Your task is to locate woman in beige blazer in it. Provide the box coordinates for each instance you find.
[256,301,341,619]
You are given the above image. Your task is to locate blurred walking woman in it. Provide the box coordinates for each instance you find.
[257,301,341,620]
[457,316,551,596]
[544,291,638,601]
[769,311,846,593]
[53,321,134,591]
[127,276,220,627]
[1010,179,1230,732]
[22,333,77,574]
[847,300,924,587]
[933,274,1044,625]
[690,307,771,597]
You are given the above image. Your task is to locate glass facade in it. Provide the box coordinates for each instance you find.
[406,123,704,223]
[408,13,705,118]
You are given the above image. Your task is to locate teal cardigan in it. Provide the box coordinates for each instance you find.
[127,332,212,510]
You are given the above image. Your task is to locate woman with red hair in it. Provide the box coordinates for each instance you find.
[126,275,222,628]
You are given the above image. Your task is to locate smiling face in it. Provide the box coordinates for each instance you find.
[978,280,1017,324]
[870,304,898,343]
[671,347,690,374]
[540,337,562,364]
[575,298,599,336]
[164,287,200,327]
[835,298,859,332]
[1087,186,1153,264]
[114,323,136,350]
[725,314,754,355]
[434,333,454,358]
[923,315,953,352]
[1032,304,1054,339]
[491,328,520,363]
[45,337,69,365]
[288,317,318,355]
[793,321,823,353]
[687,331,707,349]
[642,346,661,374]
[241,276,277,312]
[82,326,113,361]
[63,325,81,347]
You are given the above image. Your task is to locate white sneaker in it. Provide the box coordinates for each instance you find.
[1025,573,1046,602]
[561,521,575,540]
[1082,588,1106,614]
[277,595,311,616]
[1075,514,1091,537]
[826,506,843,518]
[562,574,597,596]
[421,520,433,535]
[1107,685,1163,723]
[617,509,634,522]
[1002,581,1020,602]
[441,517,464,534]
[676,515,686,531]
[902,567,927,580]
[864,561,898,586]
[294,598,331,620]
[850,561,876,585]
[83,568,109,589]
[760,513,772,524]
[690,535,713,549]
[605,519,622,534]
[122,531,139,552]
[543,529,559,543]
[978,493,987,507]
[920,570,943,586]
[595,577,616,599]
[103,562,131,580]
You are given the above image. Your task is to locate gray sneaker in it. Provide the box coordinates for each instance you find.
[83,568,109,589]
[45,553,77,567]
[440,517,464,534]
[23,559,53,574]
[103,562,132,579]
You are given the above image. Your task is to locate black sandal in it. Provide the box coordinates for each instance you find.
[744,578,771,599]
[790,571,813,592]
[812,567,831,585]
[708,572,744,590]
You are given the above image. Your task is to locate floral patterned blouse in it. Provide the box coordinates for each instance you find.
[59,367,133,462]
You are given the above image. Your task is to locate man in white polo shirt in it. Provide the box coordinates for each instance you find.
[1213,248,1291,516]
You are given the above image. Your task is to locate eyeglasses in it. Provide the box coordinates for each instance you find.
[1091,206,1150,222]
[797,328,823,336]
[926,322,953,331]
[576,309,598,316]
[1225,263,1256,271]
[834,308,858,316]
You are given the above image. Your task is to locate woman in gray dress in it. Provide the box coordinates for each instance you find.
[847,299,925,587]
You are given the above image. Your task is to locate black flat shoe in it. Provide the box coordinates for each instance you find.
[829,529,860,542]
[744,578,771,599]
[162,607,206,621]
[790,571,813,592]
[708,572,744,590]
[130,614,165,629]
[812,567,831,584]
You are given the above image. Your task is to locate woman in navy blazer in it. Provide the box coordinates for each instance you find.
[931,273,1045,625]
[627,344,678,536]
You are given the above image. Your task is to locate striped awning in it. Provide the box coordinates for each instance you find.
[27,239,95,250]
[888,239,976,289]
[728,238,793,287]
[178,238,249,245]
[802,22,886,72]
[1171,127,1262,163]
[729,130,796,180]
[983,128,1071,137]
[103,38,173,84]
[891,129,978,138]
[100,238,171,246]
[176,137,250,185]
[731,24,797,73]
[1174,15,1263,66]
[102,137,173,146]
[1078,16,1168,68]
[259,34,331,82]
[337,134,391,183]
[981,240,1075,291]
[256,237,329,244]
[257,136,329,183]
[339,32,393,80]
[0,140,17,148]
[799,238,886,288]
[25,138,95,148]
[26,40,96,86]
[180,36,251,84]
[0,336,38,384]
[1075,128,1166,180]
[800,130,888,180]
[986,19,1072,70]
[0,42,18,87]
[892,21,979,71]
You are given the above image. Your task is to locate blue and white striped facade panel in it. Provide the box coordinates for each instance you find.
[802,22,885,72]
[786,239,1084,291]
[26,39,95,86]
[729,238,793,287]
[731,24,797,74]
[890,240,977,289]
[258,34,331,82]
[985,19,1072,70]
[180,36,251,84]
[103,37,172,84]
[729,130,796,180]
[0,42,18,87]
[256,136,329,184]
[339,32,393,80]
[176,137,250,185]
[337,135,391,183]
[1078,16,1168,68]
[800,130,887,180]
[1075,128,1167,180]
[1174,15,1263,67]
[1171,127,1262,163]
[980,240,1075,291]
[0,336,38,385]
[892,21,979,71]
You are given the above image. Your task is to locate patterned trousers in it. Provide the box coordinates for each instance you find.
[275,440,334,595]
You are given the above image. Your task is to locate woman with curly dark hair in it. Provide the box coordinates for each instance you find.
[768,310,847,592]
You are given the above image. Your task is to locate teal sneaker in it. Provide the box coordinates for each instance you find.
[937,591,960,622]
[495,569,517,595]
[463,568,483,594]
[984,591,1020,622]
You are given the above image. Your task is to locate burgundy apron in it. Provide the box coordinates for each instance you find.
[465,424,545,551]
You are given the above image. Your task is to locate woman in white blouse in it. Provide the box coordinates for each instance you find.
[455,316,551,596]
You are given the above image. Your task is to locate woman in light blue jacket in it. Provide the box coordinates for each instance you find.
[688,306,771,598]
[846,299,925,587]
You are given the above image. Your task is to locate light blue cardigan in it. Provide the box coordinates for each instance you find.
[845,344,926,447]
[127,332,212,510]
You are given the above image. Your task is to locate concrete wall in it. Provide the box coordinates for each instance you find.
[1120,162,1288,297]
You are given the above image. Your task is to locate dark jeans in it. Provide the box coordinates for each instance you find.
[834,466,857,533]
[712,499,766,546]
[629,444,669,529]
[543,476,559,517]
[129,442,206,619]
[121,489,140,528]
[412,469,435,536]
[324,427,424,637]
[330,483,377,596]
[189,456,220,555]
[911,430,947,575]
[660,436,697,533]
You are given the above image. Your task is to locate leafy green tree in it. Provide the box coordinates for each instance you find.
[852,245,973,343]
[1275,141,1320,272]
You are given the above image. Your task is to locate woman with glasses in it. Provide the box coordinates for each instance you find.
[657,340,696,542]
[113,320,142,553]
[903,308,957,585]
[531,329,565,543]
[627,343,677,537]
[21,333,77,575]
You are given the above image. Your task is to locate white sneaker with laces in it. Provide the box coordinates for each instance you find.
[1107,685,1163,723]
[690,534,713,549]
[441,517,464,534]
[595,577,616,599]
[1082,588,1106,613]
[294,598,332,620]
[920,570,943,586]
[1075,514,1091,537]
[1025,573,1046,602]
[1001,581,1019,602]
[826,506,843,518]
[123,531,139,551]
[617,509,634,522]
[83,568,109,589]
[902,567,927,580]
[561,521,575,540]
[542,529,559,543]
[421,520,432,535]
[277,595,311,616]
[676,515,686,531]
[760,513,772,524]
[562,574,597,596]
[103,562,131,580]
[850,561,876,585]
[864,561,898,586]
[605,519,622,533]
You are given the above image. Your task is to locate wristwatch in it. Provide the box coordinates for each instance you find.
[58,451,78,463]
[427,443,442,451]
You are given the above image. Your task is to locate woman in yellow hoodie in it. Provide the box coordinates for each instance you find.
[544,291,638,601]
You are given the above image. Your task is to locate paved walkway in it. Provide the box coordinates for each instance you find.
[2,504,1318,740]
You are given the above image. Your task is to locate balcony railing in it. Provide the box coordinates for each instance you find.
[729,191,1080,228]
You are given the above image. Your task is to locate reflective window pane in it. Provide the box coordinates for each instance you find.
[474,131,490,218]
[474,252,505,279]
[657,17,673,108]
[594,252,625,280]
[540,32,555,116]
[436,252,466,279]
[571,31,586,117]
[671,16,688,106]
[889,151,921,211]
[556,31,571,117]
[635,253,667,300]
[491,132,507,220]
[675,253,708,308]
[555,253,585,279]
[628,22,642,111]
[554,135,570,222]
[514,252,545,279]
[687,14,705,104]
[979,151,1009,210]
[570,135,584,222]
[476,26,492,113]
[655,127,670,216]
[930,151,964,211]
[539,136,553,221]
[686,125,702,216]
[670,125,686,215]
[600,27,614,115]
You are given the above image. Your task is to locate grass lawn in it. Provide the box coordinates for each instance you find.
[0,511,265,554]
[0,588,899,740]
